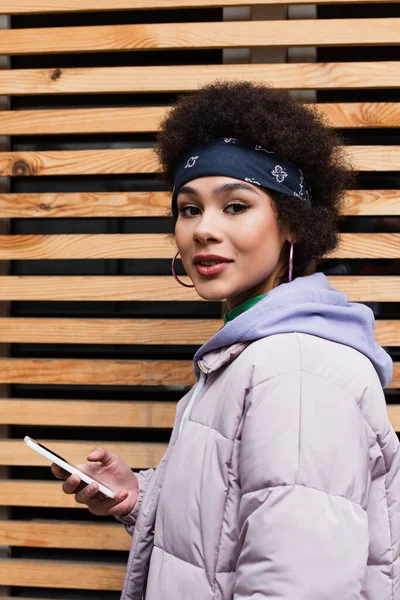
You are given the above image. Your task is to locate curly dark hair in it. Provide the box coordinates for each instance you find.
[156,81,353,281]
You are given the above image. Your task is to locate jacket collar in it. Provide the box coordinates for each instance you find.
[197,341,250,376]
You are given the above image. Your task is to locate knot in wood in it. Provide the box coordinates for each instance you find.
[39,203,52,212]
[12,160,31,176]
[51,68,62,81]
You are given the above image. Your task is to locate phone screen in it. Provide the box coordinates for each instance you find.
[30,437,76,468]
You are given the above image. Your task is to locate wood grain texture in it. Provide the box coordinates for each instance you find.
[0,233,398,260]
[0,275,397,302]
[0,480,87,508]
[389,405,400,431]
[333,233,400,259]
[0,106,168,135]
[0,440,167,467]
[2,19,399,55]
[0,359,195,386]
[0,234,173,259]
[343,190,400,215]
[350,145,400,171]
[0,146,397,176]
[0,104,398,135]
[1,399,399,429]
[0,358,395,387]
[5,0,399,14]
[0,148,158,176]
[0,520,131,550]
[0,191,171,217]
[0,318,397,346]
[0,275,199,301]
[374,320,400,347]
[328,276,400,302]
[0,190,397,218]
[316,103,400,128]
[0,63,398,96]
[0,399,177,428]
[388,353,400,388]
[0,318,220,344]
[0,559,125,589]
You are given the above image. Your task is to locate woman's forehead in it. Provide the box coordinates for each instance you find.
[178,175,265,197]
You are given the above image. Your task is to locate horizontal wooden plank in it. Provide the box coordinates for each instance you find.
[0,146,398,176]
[0,559,125,590]
[0,440,167,467]
[389,405,400,431]
[2,19,399,55]
[0,233,172,259]
[317,103,400,129]
[0,106,168,135]
[0,399,176,428]
[0,275,397,302]
[327,276,400,302]
[0,520,130,551]
[5,0,398,15]
[1,597,59,600]
[0,318,219,345]
[0,275,400,302]
[0,480,89,508]
[0,318,397,346]
[0,191,171,216]
[1,399,399,430]
[333,233,400,259]
[0,359,195,386]
[0,63,398,96]
[0,359,397,387]
[350,145,400,171]
[374,320,400,347]
[0,104,398,135]
[0,233,398,260]
[343,190,400,216]
[0,190,397,218]
[0,148,158,177]
[0,275,200,301]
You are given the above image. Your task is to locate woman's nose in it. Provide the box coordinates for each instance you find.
[193,213,222,243]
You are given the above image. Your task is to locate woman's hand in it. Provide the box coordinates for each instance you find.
[51,447,138,517]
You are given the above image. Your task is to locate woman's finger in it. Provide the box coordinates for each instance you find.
[62,474,83,495]
[86,491,130,517]
[74,482,101,505]
[87,446,115,467]
[107,493,132,517]
[51,463,70,480]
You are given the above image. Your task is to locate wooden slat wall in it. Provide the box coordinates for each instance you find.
[0,2,399,598]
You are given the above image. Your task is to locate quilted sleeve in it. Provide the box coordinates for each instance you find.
[115,468,155,535]
[233,367,371,599]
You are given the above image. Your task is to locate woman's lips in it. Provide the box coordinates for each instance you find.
[195,262,231,276]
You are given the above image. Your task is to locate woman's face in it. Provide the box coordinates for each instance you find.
[175,176,290,309]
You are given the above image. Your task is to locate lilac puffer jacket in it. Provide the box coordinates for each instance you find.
[119,274,399,600]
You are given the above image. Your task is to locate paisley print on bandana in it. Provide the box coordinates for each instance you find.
[271,165,288,183]
[185,156,199,169]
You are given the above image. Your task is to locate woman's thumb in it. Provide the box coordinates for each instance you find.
[87,447,106,462]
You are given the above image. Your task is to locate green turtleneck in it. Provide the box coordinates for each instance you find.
[223,292,267,325]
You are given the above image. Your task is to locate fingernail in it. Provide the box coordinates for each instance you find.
[120,491,128,500]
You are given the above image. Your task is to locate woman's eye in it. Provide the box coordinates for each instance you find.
[225,203,248,214]
[179,205,201,218]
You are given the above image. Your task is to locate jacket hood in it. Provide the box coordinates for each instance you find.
[194,272,393,388]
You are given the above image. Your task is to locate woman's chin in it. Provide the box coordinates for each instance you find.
[193,282,229,302]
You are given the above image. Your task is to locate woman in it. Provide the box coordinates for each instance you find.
[52,82,399,600]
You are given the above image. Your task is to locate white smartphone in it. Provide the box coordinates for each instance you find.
[24,435,116,499]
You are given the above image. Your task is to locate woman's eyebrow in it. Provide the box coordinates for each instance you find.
[177,182,260,198]
[177,185,199,197]
[215,182,261,196]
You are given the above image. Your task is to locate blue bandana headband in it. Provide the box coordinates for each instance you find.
[172,138,311,210]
